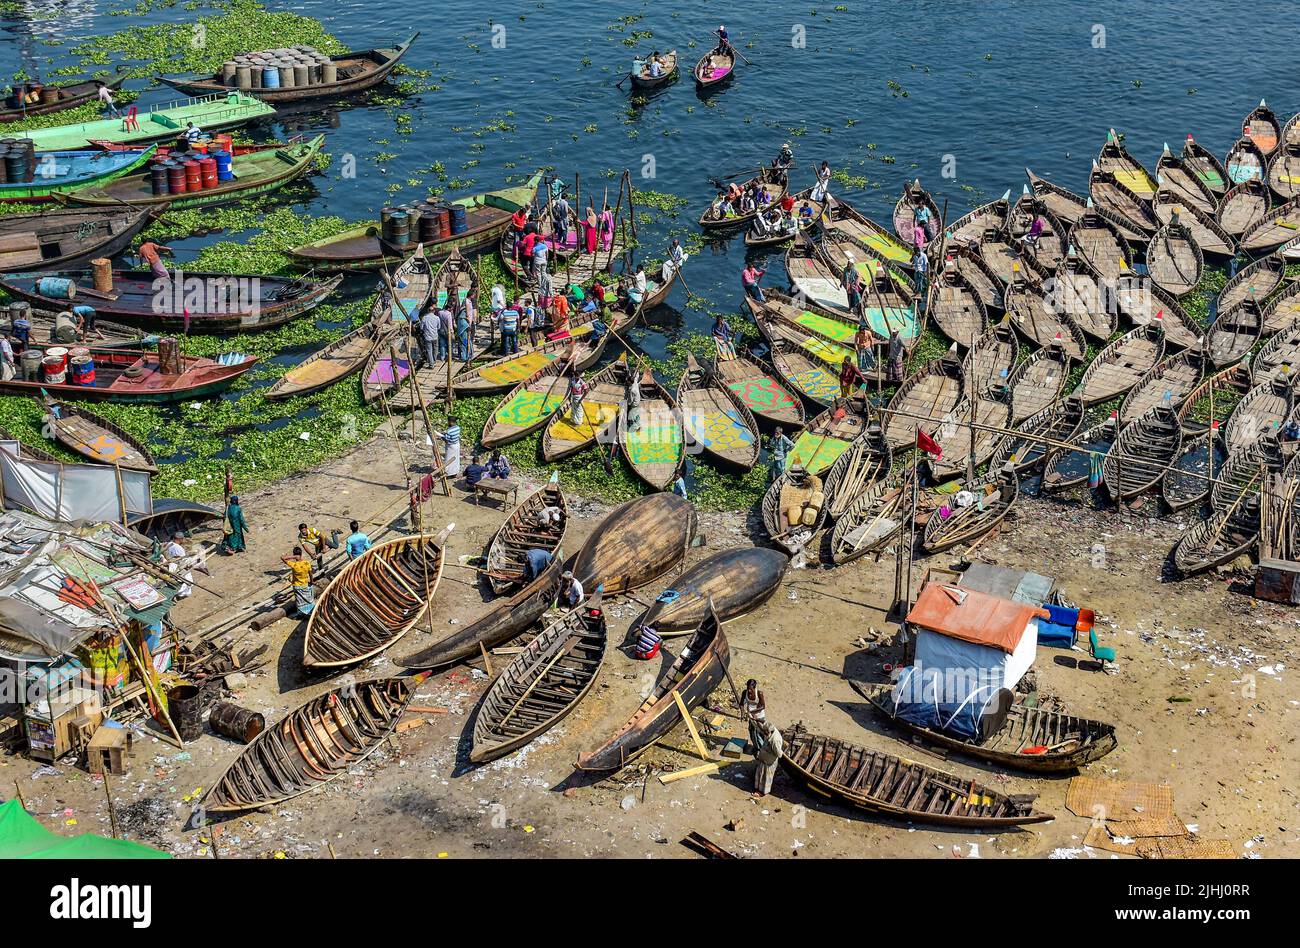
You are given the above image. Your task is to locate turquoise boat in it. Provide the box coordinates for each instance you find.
[14,91,276,151]
[0,146,156,203]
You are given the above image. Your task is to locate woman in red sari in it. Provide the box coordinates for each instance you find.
[584,205,598,254]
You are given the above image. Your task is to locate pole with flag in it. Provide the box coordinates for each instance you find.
[904,428,943,610]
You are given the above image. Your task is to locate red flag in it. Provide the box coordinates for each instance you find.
[917,428,942,460]
[183,307,191,335]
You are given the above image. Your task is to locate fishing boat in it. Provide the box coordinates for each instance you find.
[1103,406,1183,501]
[1216,179,1271,237]
[821,196,913,270]
[540,355,627,462]
[484,479,567,595]
[823,424,892,517]
[571,492,697,595]
[1154,144,1219,214]
[1181,134,1229,197]
[698,167,786,230]
[40,395,156,473]
[1098,129,1157,201]
[156,34,418,102]
[635,547,788,636]
[1252,323,1300,386]
[779,723,1052,827]
[947,243,1007,313]
[0,345,254,403]
[1119,347,1207,425]
[855,681,1117,774]
[945,190,1012,246]
[927,260,989,348]
[676,353,759,472]
[961,321,1019,395]
[1243,100,1282,156]
[921,470,1019,552]
[1171,505,1259,576]
[1268,142,1300,201]
[620,368,685,492]
[711,346,806,431]
[749,309,852,409]
[468,597,608,764]
[987,395,1084,475]
[264,322,383,401]
[1052,253,1116,341]
[1226,136,1267,186]
[0,147,155,203]
[0,204,157,272]
[892,179,941,248]
[1145,220,1203,297]
[1007,342,1072,424]
[1206,300,1264,367]
[395,560,562,670]
[15,91,275,152]
[62,136,325,210]
[1003,276,1087,359]
[1239,197,1300,254]
[1008,187,1068,271]
[0,268,342,334]
[302,530,448,668]
[1089,164,1158,235]
[1067,204,1134,282]
[1075,324,1166,406]
[480,358,574,449]
[576,604,730,772]
[1112,275,1203,350]
[287,172,543,271]
[883,356,965,449]
[762,465,830,555]
[693,45,735,89]
[1223,377,1291,456]
[202,677,419,813]
[1262,280,1300,336]
[928,390,1012,482]
[0,73,127,123]
[1040,416,1116,493]
[1218,255,1284,314]
[828,474,910,564]
[1152,191,1236,258]
[786,399,873,475]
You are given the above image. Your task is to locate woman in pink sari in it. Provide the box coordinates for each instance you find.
[599,204,615,250]
[584,206,598,254]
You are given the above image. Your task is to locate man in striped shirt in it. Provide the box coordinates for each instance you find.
[499,300,520,355]
[635,625,662,660]
[435,417,462,476]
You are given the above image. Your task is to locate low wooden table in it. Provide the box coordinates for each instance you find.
[474,478,519,508]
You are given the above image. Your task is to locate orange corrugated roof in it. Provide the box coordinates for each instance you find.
[906,583,1049,654]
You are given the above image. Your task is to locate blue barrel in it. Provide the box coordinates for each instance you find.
[37,276,76,300]
[214,149,233,181]
[449,204,468,235]
[261,66,280,89]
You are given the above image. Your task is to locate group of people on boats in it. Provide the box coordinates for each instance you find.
[704,144,795,224]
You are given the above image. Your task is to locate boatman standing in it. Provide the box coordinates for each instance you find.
[95,80,120,118]
[137,240,174,282]
[752,721,783,798]
[281,547,315,617]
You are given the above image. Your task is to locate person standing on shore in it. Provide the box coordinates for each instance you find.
[221,495,248,554]
[752,721,783,797]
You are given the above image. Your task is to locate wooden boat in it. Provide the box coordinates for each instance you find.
[786,399,873,475]
[779,723,1052,827]
[1182,134,1229,196]
[1211,436,1283,515]
[946,243,1006,313]
[1098,129,1157,201]
[1218,254,1284,314]
[1252,322,1300,386]
[821,196,913,270]
[620,369,685,492]
[202,677,419,813]
[856,681,1117,774]
[828,474,910,564]
[635,547,787,636]
[823,424,892,518]
[1052,253,1117,340]
[1088,163,1158,235]
[484,480,567,595]
[977,221,1049,286]
[395,561,562,670]
[0,426,56,462]
[987,395,1084,474]
[711,346,805,431]
[1206,300,1264,367]
[1171,505,1258,576]
[540,355,628,462]
[1007,186,1068,271]
[125,497,222,540]
[1161,436,1226,512]
[762,465,828,555]
[806,244,922,344]
[677,353,759,472]
[921,471,1019,552]
[750,312,850,409]
[751,283,910,359]
[961,321,1019,396]
[1003,277,1086,360]
[0,147,156,204]
[1262,280,1300,336]
[0,345,254,403]
[883,356,964,449]
[1216,179,1271,237]
[0,308,148,350]
[1285,111,1300,150]
[928,390,1011,481]
[1024,167,1148,243]
[1154,143,1219,214]
[0,73,127,123]
[1074,323,1165,406]
[1268,142,1300,201]
[1243,100,1282,156]
[784,232,871,312]
[158,34,418,102]
[629,49,679,90]
[698,167,784,229]
[1223,377,1291,456]
[1177,363,1251,437]
[264,322,382,401]
[570,493,697,595]
[743,187,823,249]
[694,45,736,89]
[1068,204,1134,282]
[468,597,608,764]
[892,179,941,248]
[1112,275,1204,350]
[1041,416,1116,493]
[1120,347,1206,425]
[453,330,604,396]
[0,268,341,335]
[302,530,447,668]
[288,173,542,271]
[40,395,156,472]
[1226,136,1267,186]
[1145,220,1203,297]
[480,359,573,449]
[1240,197,1300,254]
[1103,406,1183,501]
[0,204,156,272]
[577,604,730,772]
[1152,190,1236,258]
[945,190,1011,247]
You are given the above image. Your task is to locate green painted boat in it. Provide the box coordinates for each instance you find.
[0,146,155,203]
[286,171,545,271]
[14,91,275,151]
[62,136,325,210]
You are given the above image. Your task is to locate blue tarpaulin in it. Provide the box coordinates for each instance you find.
[890,665,1003,742]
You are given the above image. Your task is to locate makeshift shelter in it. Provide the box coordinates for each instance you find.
[0,446,152,525]
[0,800,169,858]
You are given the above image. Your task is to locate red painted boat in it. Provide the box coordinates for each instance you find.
[0,344,256,403]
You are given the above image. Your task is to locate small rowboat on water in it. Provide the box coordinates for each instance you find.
[1216,179,1271,238]
[927,260,989,348]
[1097,128,1157,201]
[1268,142,1300,201]
[962,321,1019,396]
[710,346,806,431]
[1239,196,1300,254]
[1217,254,1284,315]
[699,167,786,229]
[1145,220,1204,297]
[1243,100,1282,156]
[1225,136,1267,186]
[0,72,127,123]
[1154,143,1219,215]
[264,322,382,401]
[1103,406,1183,501]
[892,179,941,248]
[0,345,254,403]
[1182,134,1229,196]
[620,368,685,492]
[1073,324,1165,407]
[694,44,736,89]
[629,49,679,91]
[40,395,156,473]
[1152,191,1236,259]
[540,355,628,462]
[480,358,575,449]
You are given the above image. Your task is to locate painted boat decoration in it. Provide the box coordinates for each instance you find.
[620,368,685,492]
[711,346,805,431]
[540,355,628,462]
[264,322,383,401]
[1097,128,1157,201]
[677,352,759,472]
[1182,134,1229,196]
[40,395,157,473]
[480,358,574,449]
[787,400,873,475]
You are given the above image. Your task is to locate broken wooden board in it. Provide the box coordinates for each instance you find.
[659,762,719,785]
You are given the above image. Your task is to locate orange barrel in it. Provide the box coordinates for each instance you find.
[191,140,208,155]
[90,258,113,293]
[183,160,201,192]
[199,156,218,189]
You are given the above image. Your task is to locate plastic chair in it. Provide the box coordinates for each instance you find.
[121,106,139,132]
[1088,629,1116,665]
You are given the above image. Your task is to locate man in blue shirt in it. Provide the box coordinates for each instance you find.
[464,454,488,486]
[524,548,553,581]
[345,520,372,559]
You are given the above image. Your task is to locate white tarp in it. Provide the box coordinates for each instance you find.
[0,451,152,523]
[913,617,1039,692]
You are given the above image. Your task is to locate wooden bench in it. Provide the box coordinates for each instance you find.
[473,478,519,508]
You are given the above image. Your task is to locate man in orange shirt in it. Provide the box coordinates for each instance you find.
[137,240,173,281]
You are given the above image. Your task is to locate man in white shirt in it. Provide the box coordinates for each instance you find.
[165,533,194,598]
[0,335,14,381]
[95,81,120,118]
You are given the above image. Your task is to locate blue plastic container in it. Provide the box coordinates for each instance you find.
[261,66,281,89]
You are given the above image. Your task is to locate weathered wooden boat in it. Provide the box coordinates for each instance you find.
[1242,100,1282,156]
[1112,275,1203,350]
[302,530,447,668]
[1024,167,1148,243]
[1103,406,1183,501]
[1211,437,1283,516]
[1119,347,1206,425]
[762,465,829,555]
[821,196,913,270]
[828,474,910,564]
[1052,252,1117,340]
[39,395,156,472]
[0,345,255,403]
[64,136,325,210]
[1003,277,1087,361]
[1089,162,1158,234]
[1007,186,1068,271]
[1098,129,1157,201]
[1154,143,1220,214]
[928,390,1011,482]
[945,190,1011,247]
[1074,323,1165,406]
[1268,142,1300,201]
[453,330,605,396]
[1161,437,1226,513]
[892,179,941,248]
[636,547,787,636]
[539,355,627,462]
[0,308,148,350]
[961,320,1019,396]
[1284,112,1300,150]
[1226,136,1267,186]
[1171,504,1258,577]
[1252,322,1300,386]
[857,680,1117,774]
[677,352,759,472]
[1218,254,1284,315]
[380,243,437,331]
[1223,377,1291,456]
[125,497,222,539]
[711,346,806,431]
[288,173,542,271]
[1152,190,1236,258]
[1145,220,1203,297]
[202,676,419,813]
[480,358,574,449]
[395,560,562,670]
[787,399,873,475]
[628,49,679,90]
[795,240,921,344]
[157,34,418,101]
[0,73,127,123]
[0,426,56,462]
[743,186,823,249]
[264,322,383,401]
[571,492,697,596]
[0,147,156,203]
[1262,280,1300,336]
[921,470,1019,552]
[946,243,1006,313]
[1067,204,1134,282]
[1181,134,1229,196]
[1239,197,1300,254]
[751,312,851,409]
[1177,363,1251,437]
[0,204,157,271]
[1216,179,1271,237]
[620,369,685,492]
[698,167,785,229]
[823,424,892,518]
[1206,300,1264,367]
[400,248,484,398]
[1040,416,1116,493]
[468,597,609,764]
[483,480,567,595]
[883,356,965,449]
[694,45,736,89]
[0,268,341,334]
[977,222,1049,287]
[987,394,1084,475]
[779,722,1052,827]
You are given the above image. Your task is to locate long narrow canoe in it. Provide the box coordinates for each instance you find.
[1103,406,1183,501]
[827,474,909,564]
[711,346,805,431]
[1097,129,1157,200]
[922,471,1019,552]
[788,400,873,475]
[480,358,574,449]
[1051,254,1117,341]
[484,479,567,595]
[883,357,964,449]
[945,190,1012,247]
[265,323,383,401]
[0,147,155,203]
[634,547,787,637]
[40,395,157,473]
[0,204,158,271]
[620,370,685,491]
[571,493,697,596]
[1074,323,1165,406]
[540,355,627,462]
[0,73,126,123]
[1181,135,1229,196]
[677,352,760,472]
